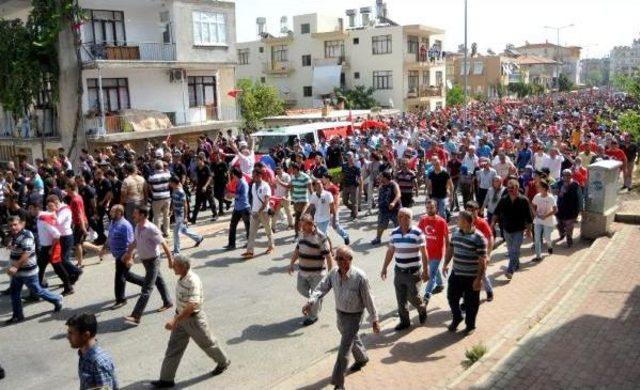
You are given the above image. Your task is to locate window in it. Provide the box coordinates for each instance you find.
[372,35,392,55]
[259,47,264,53]
[303,86,312,97]
[238,49,249,65]
[84,10,126,46]
[407,36,419,54]
[87,78,130,113]
[460,61,471,75]
[260,77,266,83]
[473,61,484,75]
[408,71,419,92]
[188,76,217,108]
[193,11,226,46]
[353,38,359,45]
[272,45,288,62]
[324,40,344,58]
[354,72,360,79]
[373,70,392,89]
[301,23,310,34]
[435,71,443,87]
[302,55,311,67]
[422,70,430,85]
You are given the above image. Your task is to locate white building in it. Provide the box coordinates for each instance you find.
[516,42,582,86]
[0,0,240,163]
[236,5,446,114]
[610,37,640,81]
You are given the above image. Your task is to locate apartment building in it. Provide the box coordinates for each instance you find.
[451,55,526,99]
[610,37,640,81]
[0,0,240,163]
[515,42,582,86]
[580,57,610,86]
[236,4,446,114]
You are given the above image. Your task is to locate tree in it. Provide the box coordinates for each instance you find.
[236,79,284,131]
[558,74,574,92]
[619,110,640,141]
[508,82,532,98]
[585,69,603,87]
[447,85,465,107]
[333,85,377,109]
[614,70,640,101]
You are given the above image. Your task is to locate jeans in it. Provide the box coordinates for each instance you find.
[10,274,62,319]
[316,218,349,242]
[131,257,173,319]
[228,208,250,247]
[173,216,203,253]
[60,235,82,281]
[433,197,448,220]
[424,260,444,299]
[341,186,359,219]
[534,223,553,258]
[503,230,524,274]
[447,271,480,329]
[191,188,217,223]
[114,256,145,303]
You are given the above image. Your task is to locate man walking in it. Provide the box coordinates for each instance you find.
[151,255,230,388]
[466,201,495,302]
[418,200,449,304]
[492,180,532,280]
[243,168,274,258]
[289,215,333,326]
[289,163,312,237]
[272,165,294,231]
[427,157,454,219]
[169,177,203,254]
[148,161,172,237]
[4,215,63,325]
[303,246,380,390]
[226,167,250,251]
[66,313,118,390]
[190,155,217,224]
[380,208,429,331]
[123,206,174,325]
[341,153,362,220]
[443,210,487,335]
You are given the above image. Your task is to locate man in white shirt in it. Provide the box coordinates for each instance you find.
[54,196,83,284]
[308,179,335,235]
[243,168,274,258]
[271,166,294,230]
[542,148,564,180]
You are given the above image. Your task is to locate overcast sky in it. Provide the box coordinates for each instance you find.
[235,0,640,58]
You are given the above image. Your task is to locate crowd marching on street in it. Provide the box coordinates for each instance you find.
[0,89,638,389]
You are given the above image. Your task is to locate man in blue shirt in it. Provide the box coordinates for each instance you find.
[101,204,143,310]
[515,141,532,171]
[225,167,250,250]
[66,313,118,390]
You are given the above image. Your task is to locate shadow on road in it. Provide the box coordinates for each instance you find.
[120,371,213,389]
[227,317,304,345]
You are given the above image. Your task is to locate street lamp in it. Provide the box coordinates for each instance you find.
[463,0,468,126]
[544,24,574,89]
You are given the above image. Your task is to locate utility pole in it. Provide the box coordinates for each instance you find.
[544,24,574,89]
[463,0,468,126]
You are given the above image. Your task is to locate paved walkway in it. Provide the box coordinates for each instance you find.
[273,226,604,389]
[467,224,640,390]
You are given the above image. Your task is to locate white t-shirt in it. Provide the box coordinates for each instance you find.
[533,152,548,171]
[309,190,334,223]
[532,193,557,226]
[251,181,271,213]
[237,152,255,175]
[275,172,291,198]
[542,155,564,180]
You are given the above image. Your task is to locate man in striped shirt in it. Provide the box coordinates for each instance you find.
[380,208,429,331]
[148,161,172,237]
[289,163,312,237]
[443,210,487,335]
[288,215,333,326]
[5,216,63,325]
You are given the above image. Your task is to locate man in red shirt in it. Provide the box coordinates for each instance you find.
[466,201,494,301]
[418,200,449,304]
[66,180,88,268]
[605,140,628,186]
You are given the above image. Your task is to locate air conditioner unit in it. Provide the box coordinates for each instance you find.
[170,69,185,82]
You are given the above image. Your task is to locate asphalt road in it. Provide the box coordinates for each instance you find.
[0,197,434,390]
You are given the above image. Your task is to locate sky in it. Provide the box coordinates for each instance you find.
[235,0,640,58]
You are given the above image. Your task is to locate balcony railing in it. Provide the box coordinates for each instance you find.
[313,56,350,68]
[262,61,294,74]
[81,42,177,64]
[405,52,445,66]
[407,86,443,99]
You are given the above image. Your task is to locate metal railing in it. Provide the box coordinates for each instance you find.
[262,61,293,74]
[81,42,177,63]
[407,86,442,99]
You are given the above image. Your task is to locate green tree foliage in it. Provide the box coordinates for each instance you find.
[508,82,533,98]
[236,78,284,131]
[585,69,603,87]
[614,71,640,101]
[558,73,574,92]
[619,110,640,141]
[333,85,377,109]
[447,85,465,107]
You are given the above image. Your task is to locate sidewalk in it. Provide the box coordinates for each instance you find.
[466,224,640,390]
[272,228,608,390]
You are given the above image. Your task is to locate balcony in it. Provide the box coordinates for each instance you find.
[81,42,177,65]
[263,61,294,75]
[313,56,350,69]
[404,53,445,68]
[406,86,443,101]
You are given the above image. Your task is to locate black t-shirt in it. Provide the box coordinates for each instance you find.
[95,178,112,204]
[212,162,228,192]
[428,170,450,199]
[326,145,343,169]
[110,179,122,204]
[80,185,97,216]
[195,165,212,189]
[170,163,187,180]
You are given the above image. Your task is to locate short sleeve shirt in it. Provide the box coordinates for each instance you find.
[418,215,449,260]
[309,190,334,223]
[176,270,204,312]
[134,220,164,259]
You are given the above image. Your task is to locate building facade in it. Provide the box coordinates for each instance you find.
[610,38,640,81]
[515,42,582,86]
[236,9,446,113]
[0,0,240,164]
[580,57,611,87]
[451,55,526,99]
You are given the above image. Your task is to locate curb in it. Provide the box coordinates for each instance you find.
[446,232,616,390]
[614,213,640,225]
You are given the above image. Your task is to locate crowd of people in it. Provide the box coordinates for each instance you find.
[0,89,638,389]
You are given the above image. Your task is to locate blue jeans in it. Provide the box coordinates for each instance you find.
[433,197,448,220]
[504,230,524,274]
[173,216,203,253]
[534,223,553,258]
[424,259,444,298]
[317,218,349,241]
[10,274,62,320]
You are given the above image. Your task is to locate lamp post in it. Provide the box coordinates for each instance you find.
[544,24,574,89]
[463,0,468,126]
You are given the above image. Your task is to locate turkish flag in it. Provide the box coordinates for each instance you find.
[227,89,242,98]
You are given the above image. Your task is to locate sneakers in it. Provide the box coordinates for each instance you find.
[486,291,494,302]
[150,380,175,388]
[344,236,350,246]
[194,237,204,248]
[418,309,428,324]
[302,317,318,327]
[505,272,513,280]
[548,247,553,255]
[54,300,63,313]
[211,361,231,376]
[532,257,543,263]
[394,322,410,331]
[370,238,381,246]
